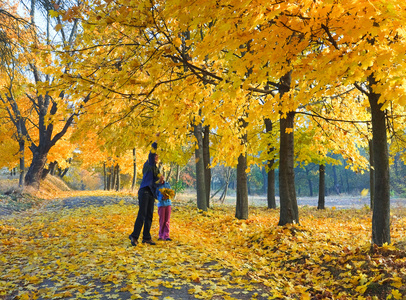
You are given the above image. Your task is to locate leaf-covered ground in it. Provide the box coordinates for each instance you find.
[1,195,406,300]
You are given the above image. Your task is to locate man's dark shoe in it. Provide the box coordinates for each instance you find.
[129,235,138,246]
[165,238,172,241]
[142,239,156,245]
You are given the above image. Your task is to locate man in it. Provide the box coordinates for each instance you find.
[129,142,161,246]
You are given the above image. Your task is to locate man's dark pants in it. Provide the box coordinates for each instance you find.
[130,187,155,241]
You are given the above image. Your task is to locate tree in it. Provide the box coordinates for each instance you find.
[318,165,325,210]
[368,139,375,210]
[0,2,32,187]
[235,117,248,220]
[361,75,391,246]
[0,0,95,188]
[203,125,211,208]
[303,1,406,246]
[194,122,207,211]
[264,118,276,209]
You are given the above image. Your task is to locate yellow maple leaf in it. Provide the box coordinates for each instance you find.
[391,289,402,300]
[391,277,403,289]
[285,128,293,134]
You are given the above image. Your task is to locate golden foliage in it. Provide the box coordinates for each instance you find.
[0,197,405,299]
[159,188,175,199]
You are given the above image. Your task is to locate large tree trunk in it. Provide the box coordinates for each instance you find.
[235,118,248,220]
[265,118,276,209]
[369,139,375,211]
[318,164,325,210]
[24,150,48,188]
[203,125,211,208]
[278,111,299,225]
[236,153,248,220]
[194,123,207,211]
[368,75,390,246]
[277,71,299,225]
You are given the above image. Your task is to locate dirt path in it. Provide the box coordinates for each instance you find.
[3,192,405,300]
[1,195,271,300]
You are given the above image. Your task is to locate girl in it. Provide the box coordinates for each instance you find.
[156,177,172,241]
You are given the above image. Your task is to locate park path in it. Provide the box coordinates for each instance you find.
[3,193,405,299]
[1,195,271,300]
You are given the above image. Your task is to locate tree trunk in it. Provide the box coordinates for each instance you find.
[103,162,107,190]
[235,118,249,220]
[369,139,375,211]
[107,164,113,191]
[106,168,111,191]
[24,150,48,188]
[267,167,276,209]
[203,125,211,208]
[110,165,114,190]
[278,111,299,225]
[194,123,207,211]
[277,71,299,225]
[368,75,390,246]
[59,167,69,178]
[236,153,248,220]
[18,139,25,188]
[265,118,276,209]
[115,164,120,191]
[166,165,172,181]
[318,164,325,210]
[174,164,180,199]
[132,148,137,191]
[50,161,57,176]
[41,161,57,179]
[220,168,231,203]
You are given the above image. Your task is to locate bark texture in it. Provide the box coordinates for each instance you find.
[194,123,207,211]
[203,125,211,208]
[369,139,375,211]
[318,164,325,210]
[236,153,248,220]
[278,111,299,225]
[265,118,276,209]
[277,71,299,225]
[368,75,390,246]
